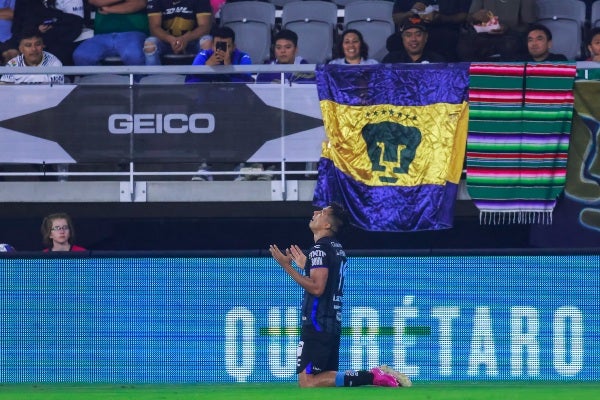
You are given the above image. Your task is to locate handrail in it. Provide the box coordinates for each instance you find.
[0,61,598,75]
[0,64,319,76]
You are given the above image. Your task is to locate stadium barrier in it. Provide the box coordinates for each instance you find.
[0,249,598,383]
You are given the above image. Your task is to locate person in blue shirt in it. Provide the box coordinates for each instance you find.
[185,26,253,83]
[256,29,315,84]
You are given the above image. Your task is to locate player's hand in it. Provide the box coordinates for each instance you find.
[269,244,293,269]
[287,245,306,269]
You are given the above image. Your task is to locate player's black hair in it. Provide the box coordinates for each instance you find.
[328,202,348,234]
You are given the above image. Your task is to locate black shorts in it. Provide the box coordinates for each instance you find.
[296,326,340,375]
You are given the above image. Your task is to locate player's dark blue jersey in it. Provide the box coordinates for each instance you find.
[301,236,347,335]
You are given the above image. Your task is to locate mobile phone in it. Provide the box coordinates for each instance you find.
[215,41,227,52]
[42,18,58,25]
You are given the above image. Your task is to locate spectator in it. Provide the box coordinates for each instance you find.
[0,29,64,84]
[0,0,17,65]
[586,27,600,62]
[256,29,315,84]
[382,18,445,63]
[41,212,86,252]
[185,26,253,83]
[523,23,567,62]
[73,0,148,66]
[144,0,212,66]
[392,0,470,61]
[329,29,378,65]
[10,0,84,66]
[457,0,536,61]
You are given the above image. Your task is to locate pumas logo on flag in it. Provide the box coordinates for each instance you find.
[362,121,421,183]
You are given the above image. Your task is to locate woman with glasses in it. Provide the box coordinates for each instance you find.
[41,212,86,252]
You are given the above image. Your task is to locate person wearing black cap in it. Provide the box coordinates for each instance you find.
[392,1,470,61]
[382,18,445,63]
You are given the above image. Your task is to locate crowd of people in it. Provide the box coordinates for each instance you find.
[1,1,600,84]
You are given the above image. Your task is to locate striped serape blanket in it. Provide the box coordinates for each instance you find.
[467,62,577,224]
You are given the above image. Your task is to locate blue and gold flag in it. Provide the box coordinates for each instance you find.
[314,63,470,232]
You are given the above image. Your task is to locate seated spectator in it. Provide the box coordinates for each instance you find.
[10,0,84,66]
[392,0,470,61]
[329,29,378,65]
[73,0,148,66]
[382,18,445,63]
[0,29,64,84]
[256,29,315,84]
[523,23,567,62]
[41,212,86,252]
[457,0,536,61]
[144,0,212,65]
[586,27,600,62]
[185,26,253,83]
[0,0,17,65]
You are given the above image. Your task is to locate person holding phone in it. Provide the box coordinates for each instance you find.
[185,26,253,83]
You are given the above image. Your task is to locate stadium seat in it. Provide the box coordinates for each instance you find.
[332,0,363,7]
[281,0,339,63]
[535,0,586,60]
[343,0,395,62]
[162,53,196,65]
[268,0,297,8]
[75,74,132,85]
[592,0,600,28]
[535,0,587,27]
[536,18,582,60]
[219,1,276,64]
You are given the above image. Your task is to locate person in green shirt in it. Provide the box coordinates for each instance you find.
[73,0,148,65]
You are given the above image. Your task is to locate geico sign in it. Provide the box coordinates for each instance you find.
[108,113,215,134]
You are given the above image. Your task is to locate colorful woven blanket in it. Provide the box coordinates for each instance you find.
[467,62,577,224]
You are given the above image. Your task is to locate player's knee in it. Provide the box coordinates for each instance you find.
[297,373,317,388]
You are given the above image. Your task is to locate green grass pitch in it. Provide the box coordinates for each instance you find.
[0,382,598,400]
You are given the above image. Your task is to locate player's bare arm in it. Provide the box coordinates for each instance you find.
[269,244,328,296]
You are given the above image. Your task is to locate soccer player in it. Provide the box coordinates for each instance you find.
[269,203,412,388]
